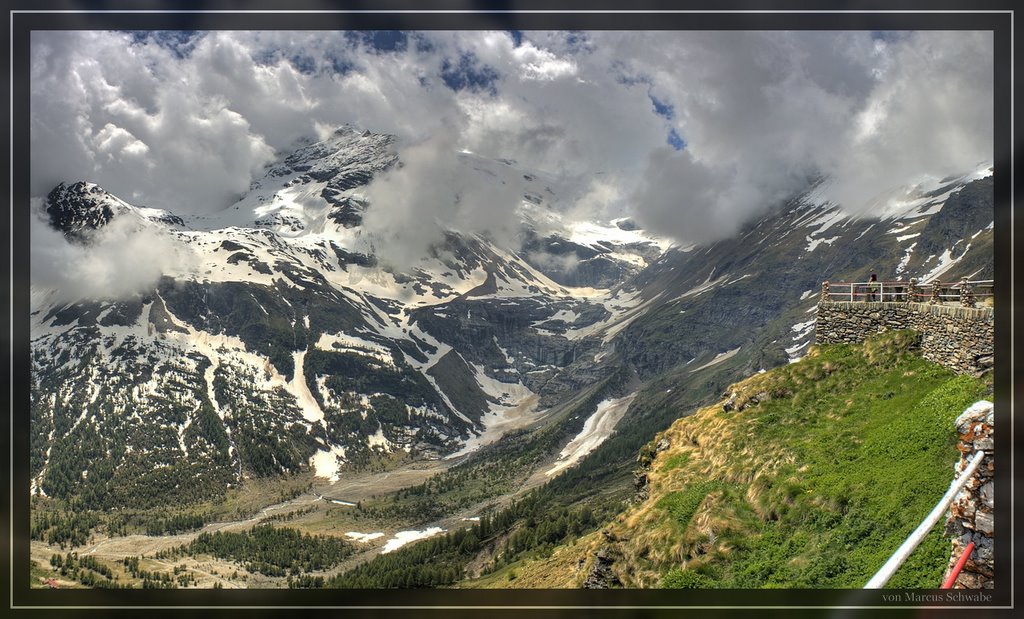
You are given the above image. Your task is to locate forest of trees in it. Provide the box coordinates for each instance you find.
[31,507,100,548]
[330,498,600,588]
[165,525,354,577]
[119,556,182,588]
[49,551,130,588]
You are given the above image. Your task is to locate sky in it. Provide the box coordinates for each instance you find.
[30,29,993,272]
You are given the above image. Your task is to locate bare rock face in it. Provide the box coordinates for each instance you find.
[582,546,622,589]
[633,471,649,501]
[45,182,119,237]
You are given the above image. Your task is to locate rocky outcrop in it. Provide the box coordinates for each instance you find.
[815,301,993,375]
[45,182,118,238]
[582,545,622,589]
[633,471,649,501]
[943,400,994,589]
[634,437,670,502]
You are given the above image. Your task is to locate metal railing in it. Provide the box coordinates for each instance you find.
[821,278,993,307]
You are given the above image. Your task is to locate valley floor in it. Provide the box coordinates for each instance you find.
[29,420,575,590]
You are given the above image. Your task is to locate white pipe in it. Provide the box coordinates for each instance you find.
[864,450,987,589]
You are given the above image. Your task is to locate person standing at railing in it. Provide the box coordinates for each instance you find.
[868,273,878,301]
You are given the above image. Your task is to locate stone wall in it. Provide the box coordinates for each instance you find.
[943,400,994,588]
[815,301,993,375]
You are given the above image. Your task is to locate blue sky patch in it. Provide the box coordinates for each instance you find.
[288,53,318,75]
[329,54,356,76]
[650,94,674,121]
[127,31,202,59]
[441,53,500,94]
[345,30,408,53]
[611,60,650,87]
[667,128,686,151]
[564,31,593,54]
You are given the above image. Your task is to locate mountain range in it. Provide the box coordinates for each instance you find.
[28,124,994,588]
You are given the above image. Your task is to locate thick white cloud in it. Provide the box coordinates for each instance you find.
[360,132,526,270]
[31,29,993,254]
[601,31,992,243]
[30,204,197,302]
[31,31,276,211]
[825,31,995,213]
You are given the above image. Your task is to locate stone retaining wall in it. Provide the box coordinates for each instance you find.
[815,301,993,375]
[943,401,994,588]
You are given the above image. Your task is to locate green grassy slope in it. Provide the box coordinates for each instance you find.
[470,330,990,589]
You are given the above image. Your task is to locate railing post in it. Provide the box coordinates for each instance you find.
[821,280,830,303]
[907,278,917,304]
[930,283,941,305]
[960,277,975,308]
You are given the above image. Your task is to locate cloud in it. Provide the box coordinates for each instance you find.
[359,132,526,270]
[30,29,993,252]
[631,148,739,243]
[625,31,993,243]
[824,31,994,213]
[31,31,276,212]
[30,204,197,302]
[526,250,581,275]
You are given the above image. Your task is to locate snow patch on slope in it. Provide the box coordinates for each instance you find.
[545,393,636,477]
[345,531,385,543]
[289,350,324,423]
[445,363,540,460]
[805,235,839,253]
[381,527,446,554]
[567,220,674,254]
[690,347,742,373]
[311,444,347,481]
[921,247,967,283]
[895,242,917,276]
[316,332,394,366]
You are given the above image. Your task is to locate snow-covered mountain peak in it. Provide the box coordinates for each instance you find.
[44,180,185,240]
[178,126,395,236]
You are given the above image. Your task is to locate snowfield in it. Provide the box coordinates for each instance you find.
[690,347,742,373]
[546,393,636,477]
[310,444,347,481]
[380,527,446,554]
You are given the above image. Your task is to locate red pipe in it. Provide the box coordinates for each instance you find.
[941,541,975,589]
